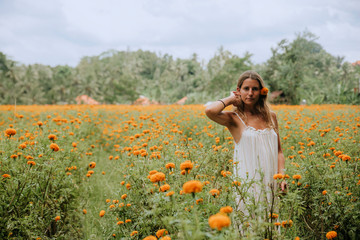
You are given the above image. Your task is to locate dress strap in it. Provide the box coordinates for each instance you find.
[234,112,247,127]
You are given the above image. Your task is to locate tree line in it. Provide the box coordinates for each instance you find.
[1,31,359,105]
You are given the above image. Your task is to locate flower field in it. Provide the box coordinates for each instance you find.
[0,104,359,240]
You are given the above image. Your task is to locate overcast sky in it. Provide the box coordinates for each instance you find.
[0,0,359,67]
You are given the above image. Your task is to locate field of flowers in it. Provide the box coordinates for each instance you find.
[0,104,359,240]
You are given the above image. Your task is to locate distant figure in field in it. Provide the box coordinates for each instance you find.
[205,70,287,217]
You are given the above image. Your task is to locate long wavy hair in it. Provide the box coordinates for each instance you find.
[233,70,274,129]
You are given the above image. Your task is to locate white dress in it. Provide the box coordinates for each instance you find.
[233,112,278,211]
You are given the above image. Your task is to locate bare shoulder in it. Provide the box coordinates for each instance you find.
[270,111,277,120]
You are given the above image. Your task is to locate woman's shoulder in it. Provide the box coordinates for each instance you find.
[270,111,277,119]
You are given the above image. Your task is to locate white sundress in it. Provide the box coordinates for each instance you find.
[233,112,278,212]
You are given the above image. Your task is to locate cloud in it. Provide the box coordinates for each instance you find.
[0,0,359,66]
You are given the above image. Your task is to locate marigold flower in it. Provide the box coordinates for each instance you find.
[126,183,131,189]
[83,209,87,214]
[269,213,279,219]
[165,162,175,169]
[2,174,11,179]
[166,191,175,197]
[161,237,171,240]
[143,236,157,240]
[182,180,203,193]
[326,231,337,239]
[121,194,127,199]
[209,189,220,197]
[89,162,96,168]
[10,154,18,159]
[293,174,301,180]
[27,161,36,166]
[196,198,203,204]
[322,190,327,195]
[54,216,61,222]
[19,143,27,149]
[281,220,293,228]
[5,128,16,136]
[208,213,231,230]
[48,134,57,140]
[260,87,269,96]
[273,173,284,180]
[99,210,105,217]
[130,231,138,236]
[160,184,170,192]
[150,172,166,183]
[156,229,168,238]
[50,143,60,151]
[180,160,193,171]
[220,206,233,214]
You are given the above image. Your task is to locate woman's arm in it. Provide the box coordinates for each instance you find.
[272,112,287,191]
[205,93,239,127]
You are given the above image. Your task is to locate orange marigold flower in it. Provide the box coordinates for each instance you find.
[5,128,16,136]
[117,221,124,225]
[196,198,203,204]
[126,183,131,189]
[180,160,193,171]
[130,231,138,236]
[2,174,11,179]
[160,184,170,192]
[150,172,166,183]
[156,229,168,238]
[54,216,61,222]
[37,121,43,126]
[165,162,175,169]
[121,194,127,199]
[10,154,18,159]
[19,143,27,149]
[166,191,175,197]
[322,190,327,195]
[273,173,284,180]
[209,189,220,197]
[269,213,279,219]
[220,206,233,214]
[341,155,351,161]
[293,174,301,180]
[326,231,337,239]
[89,162,96,169]
[260,87,269,96]
[182,180,203,194]
[208,213,231,230]
[143,236,157,240]
[83,209,87,214]
[48,134,57,140]
[72,142,77,147]
[27,161,36,166]
[281,220,293,228]
[99,210,105,217]
[50,143,60,151]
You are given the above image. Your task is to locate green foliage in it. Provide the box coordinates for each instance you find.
[0,31,359,105]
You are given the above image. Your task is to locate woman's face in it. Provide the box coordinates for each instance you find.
[237,78,261,107]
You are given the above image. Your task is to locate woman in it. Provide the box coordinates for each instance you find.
[205,70,287,212]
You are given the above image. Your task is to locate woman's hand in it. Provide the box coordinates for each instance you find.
[230,90,241,107]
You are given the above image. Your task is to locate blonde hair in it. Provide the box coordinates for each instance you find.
[233,70,274,129]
